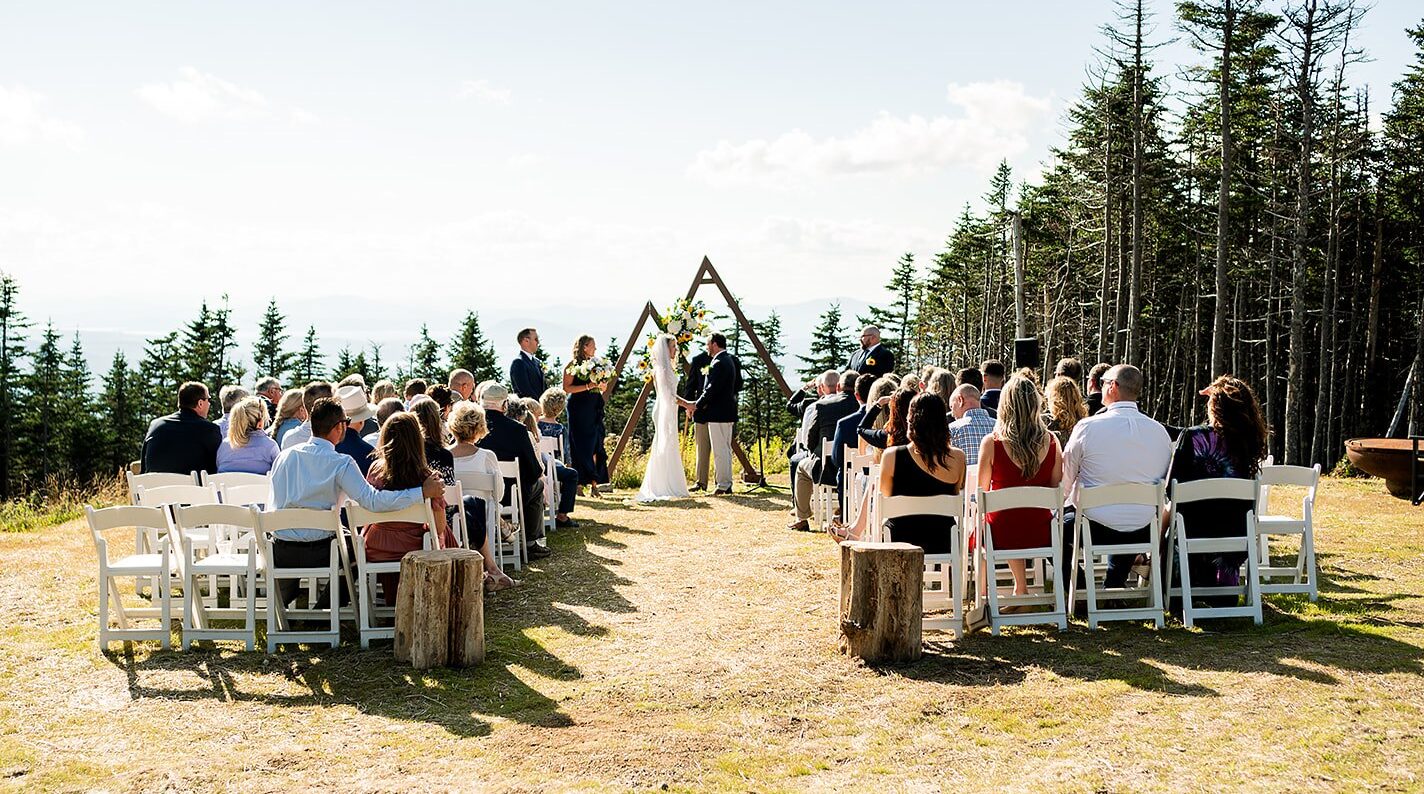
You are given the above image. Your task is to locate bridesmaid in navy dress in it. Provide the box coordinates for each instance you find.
[563,334,609,496]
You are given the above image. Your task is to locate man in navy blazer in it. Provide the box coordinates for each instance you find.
[510,327,547,400]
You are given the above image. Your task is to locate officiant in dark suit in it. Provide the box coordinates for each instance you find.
[510,327,547,400]
[847,325,894,379]
[693,333,742,495]
[682,348,714,491]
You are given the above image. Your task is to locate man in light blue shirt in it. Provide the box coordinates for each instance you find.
[268,397,442,606]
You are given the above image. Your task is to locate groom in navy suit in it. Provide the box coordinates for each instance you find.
[692,333,742,495]
[510,327,546,400]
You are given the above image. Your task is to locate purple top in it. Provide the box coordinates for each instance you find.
[217,433,280,474]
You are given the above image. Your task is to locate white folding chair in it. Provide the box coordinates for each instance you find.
[173,504,263,650]
[1255,464,1320,601]
[977,485,1068,634]
[1165,478,1264,628]
[840,444,859,519]
[347,500,437,648]
[1070,482,1166,629]
[537,437,560,533]
[458,468,519,570]
[126,471,196,504]
[863,463,883,541]
[87,506,175,650]
[251,508,345,652]
[219,482,270,508]
[443,482,468,549]
[880,494,969,638]
[133,483,220,595]
[811,439,836,529]
[498,461,529,569]
[200,471,271,491]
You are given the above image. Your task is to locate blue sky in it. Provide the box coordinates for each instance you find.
[1,1,1420,372]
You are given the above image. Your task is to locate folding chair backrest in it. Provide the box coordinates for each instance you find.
[457,469,501,501]
[821,439,834,461]
[175,503,259,534]
[134,484,219,508]
[1076,481,1165,511]
[86,505,169,541]
[1170,477,1255,506]
[879,493,965,524]
[127,471,196,503]
[1257,464,1320,490]
[443,482,466,545]
[963,464,981,498]
[254,507,343,534]
[219,483,271,507]
[498,460,522,503]
[979,485,1062,514]
[201,471,271,490]
[345,500,437,532]
[537,437,558,457]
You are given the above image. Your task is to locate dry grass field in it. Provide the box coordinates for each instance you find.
[1,477,1421,792]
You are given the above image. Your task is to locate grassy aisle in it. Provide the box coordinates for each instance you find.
[0,479,1422,791]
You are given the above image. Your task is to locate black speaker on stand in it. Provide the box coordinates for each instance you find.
[1014,337,1041,373]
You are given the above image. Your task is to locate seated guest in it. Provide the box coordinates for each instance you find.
[830,372,874,514]
[788,371,859,531]
[338,373,366,391]
[873,393,966,551]
[215,385,250,436]
[785,376,823,420]
[978,375,1063,598]
[338,374,377,435]
[409,396,455,483]
[979,360,1006,411]
[371,379,398,405]
[269,388,306,447]
[255,377,282,420]
[363,397,405,446]
[1054,357,1084,384]
[899,373,921,392]
[1166,375,1269,601]
[956,367,984,391]
[918,365,939,390]
[217,396,279,474]
[335,385,377,475]
[538,388,568,443]
[280,381,334,450]
[428,384,454,418]
[1044,375,1088,448]
[268,398,443,607]
[1061,364,1172,590]
[926,368,955,402]
[403,378,428,406]
[786,372,832,506]
[474,382,551,559]
[1086,363,1111,416]
[857,385,914,452]
[948,384,994,466]
[361,412,460,605]
[521,395,577,527]
[141,381,221,475]
[446,403,520,589]
[448,368,475,402]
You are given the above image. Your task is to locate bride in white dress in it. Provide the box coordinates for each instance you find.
[637,333,693,502]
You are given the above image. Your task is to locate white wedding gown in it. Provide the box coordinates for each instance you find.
[637,337,691,502]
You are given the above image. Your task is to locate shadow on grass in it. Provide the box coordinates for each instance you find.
[104,518,643,736]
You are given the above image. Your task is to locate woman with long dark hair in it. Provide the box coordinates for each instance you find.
[873,392,966,552]
[362,413,459,604]
[563,334,609,495]
[1167,375,1270,599]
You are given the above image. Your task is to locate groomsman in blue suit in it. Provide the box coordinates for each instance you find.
[510,327,547,399]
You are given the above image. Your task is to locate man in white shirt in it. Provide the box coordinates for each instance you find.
[1061,364,1172,589]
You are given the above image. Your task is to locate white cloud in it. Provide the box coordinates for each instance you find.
[0,85,84,149]
[687,80,1053,188]
[506,152,545,169]
[289,108,320,126]
[136,66,269,124]
[459,79,512,105]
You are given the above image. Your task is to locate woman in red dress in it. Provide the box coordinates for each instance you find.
[363,412,459,605]
[977,374,1063,597]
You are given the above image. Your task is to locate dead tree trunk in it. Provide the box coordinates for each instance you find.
[395,549,485,669]
[838,541,923,664]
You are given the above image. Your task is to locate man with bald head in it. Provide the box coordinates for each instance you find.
[847,326,894,379]
[448,369,475,402]
[948,384,995,466]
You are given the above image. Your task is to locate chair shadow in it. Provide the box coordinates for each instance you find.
[104,514,644,735]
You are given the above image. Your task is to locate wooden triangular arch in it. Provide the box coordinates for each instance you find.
[606,257,793,482]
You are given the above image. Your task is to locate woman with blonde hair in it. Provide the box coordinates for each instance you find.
[218,396,280,474]
[1043,375,1088,448]
[446,402,519,591]
[269,389,306,447]
[978,375,1063,598]
[371,380,397,404]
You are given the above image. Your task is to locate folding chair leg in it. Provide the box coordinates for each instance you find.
[1178,538,1195,629]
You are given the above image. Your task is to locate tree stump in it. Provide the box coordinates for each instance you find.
[394,549,485,669]
[838,541,923,664]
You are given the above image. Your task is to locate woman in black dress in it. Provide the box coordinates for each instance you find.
[563,334,609,496]
[877,392,966,554]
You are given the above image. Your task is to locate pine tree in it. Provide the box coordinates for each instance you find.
[252,298,295,381]
[861,253,920,367]
[797,302,850,379]
[138,331,184,422]
[294,326,323,384]
[19,323,67,489]
[181,301,215,386]
[410,324,443,383]
[63,333,103,483]
[332,346,359,381]
[100,352,145,476]
[447,311,500,382]
[0,273,29,499]
[367,342,388,383]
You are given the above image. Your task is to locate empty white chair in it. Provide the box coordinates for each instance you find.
[201,471,271,491]
[251,508,345,652]
[1070,482,1166,629]
[173,504,263,650]
[497,461,528,570]
[1255,464,1320,601]
[881,493,969,638]
[126,471,196,504]
[87,506,175,650]
[1166,478,1264,628]
[132,483,220,594]
[347,500,438,648]
[977,485,1068,634]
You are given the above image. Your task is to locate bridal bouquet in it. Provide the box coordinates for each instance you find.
[567,357,615,386]
[635,298,712,382]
